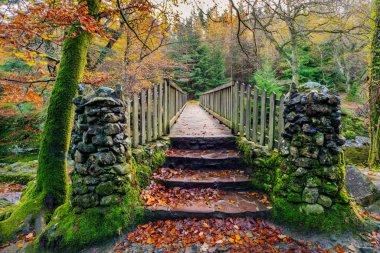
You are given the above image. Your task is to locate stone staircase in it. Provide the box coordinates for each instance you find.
[144,136,272,219]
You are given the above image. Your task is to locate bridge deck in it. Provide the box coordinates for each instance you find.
[170,102,232,137]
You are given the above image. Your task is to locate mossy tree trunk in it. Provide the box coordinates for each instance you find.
[36,0,100,209]
[369,0,380,169]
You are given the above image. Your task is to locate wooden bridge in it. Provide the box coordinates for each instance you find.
[126,80,285,218]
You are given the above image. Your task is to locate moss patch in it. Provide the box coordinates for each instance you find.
[270,197,361,233]
[35,184,144,252]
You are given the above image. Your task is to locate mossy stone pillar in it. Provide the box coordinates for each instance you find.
[70,86,130,210]
[277,86,348,215]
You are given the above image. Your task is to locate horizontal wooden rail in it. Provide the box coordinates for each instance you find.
[200,82,285,150]
[126,79,188,147]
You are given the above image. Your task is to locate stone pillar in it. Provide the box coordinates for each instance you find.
[279,86,347,214]
[70,86,129,210]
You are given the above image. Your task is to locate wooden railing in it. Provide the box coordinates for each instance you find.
[126,79,187,147]
[200,82,285,150]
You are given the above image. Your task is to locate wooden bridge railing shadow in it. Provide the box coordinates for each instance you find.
[126,79,187,147]
[200,82,285,150]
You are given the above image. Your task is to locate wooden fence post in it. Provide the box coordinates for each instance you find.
[133,93,139,147]
[260,89,267,146]
[268,92,276,150]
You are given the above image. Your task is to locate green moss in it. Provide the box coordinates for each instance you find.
[35,8,98,209]
[152,150,165,168]
[344,146,369,165]
[35,185,144,252]
[0,172,35,185]
[270,197,361,233]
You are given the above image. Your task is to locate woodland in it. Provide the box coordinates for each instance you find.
[1,0,380,252]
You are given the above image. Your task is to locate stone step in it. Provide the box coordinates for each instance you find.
[170,137,237,150]
[153,168,252,190]
[165,149,243,170]
[144,188,272,219]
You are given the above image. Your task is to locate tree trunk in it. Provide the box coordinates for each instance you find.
[369,0,380,169]
[36,0,100,209]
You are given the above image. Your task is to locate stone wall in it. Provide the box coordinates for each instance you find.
[70,86,130,210]
[278,86,348,214]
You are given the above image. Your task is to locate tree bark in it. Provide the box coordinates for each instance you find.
[369,0,380,169]
[36,0,100,209]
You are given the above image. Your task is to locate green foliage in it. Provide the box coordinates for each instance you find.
[168,18,228,97]
[0,110,43,163]
[250,58,283,95]
[270,197,361,233]
[341,111,369,139]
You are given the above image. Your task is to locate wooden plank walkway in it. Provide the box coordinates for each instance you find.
[143,101,272,219]
[170,102,232,137]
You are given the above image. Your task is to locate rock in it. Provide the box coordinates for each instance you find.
[95,87,114,97]
[302,187,319,204]
[300,146,319,159]
[345,165,380,206]
[295,157,314,167]
[287,192,303,202]
[96,181,114,196]
[100,195,120,206]
[77,142,96,153]
[290,146,298,157]
[92,135,113,147]
[101,113,123,123]
[302,124,317,135]
[84,97,121,107]
[300,203,324,215]
[306,177,321,187]
[75,163,88,175]
[93,152,116,166]
[295,167,307,177]
[318,148,332,165]
[344,136,370,148]
[300,82,329,93]
[103,123,123,135]
[315,133,324,146]
[74,150,87,163]
[111,164,130,175]
[321,182,339,195]
[72,193,99,208]
[317,195,332,207]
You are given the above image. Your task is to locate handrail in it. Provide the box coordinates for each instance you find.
[126,79,188,147]
[201,81,233,95]
[200,82,285,150]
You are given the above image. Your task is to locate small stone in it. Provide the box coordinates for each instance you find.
[286,112,298,122]
[302,124,317,135]
[75,163,88,175]
[302,187,319,204]
[290,146,298,157]
[83,176,99,185]
[72,193,99,208]
[306,177,321,187]
[77,142,96,153]
[92,152,116,166]
[96,181,114,196]
[103,123,122,135]
[336,135,346,146]
[100,195,120,206]
[112,164,130,175]
[74,150,87,163]
[317,195,332,207]
[301,203,324,215]
[85,97,121,107]
[315,133,324,146]
[92,135,113,147]
[295,167,307,177]
[101,113,123,123]
[295,157,314,168]
[318,149,332,165]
